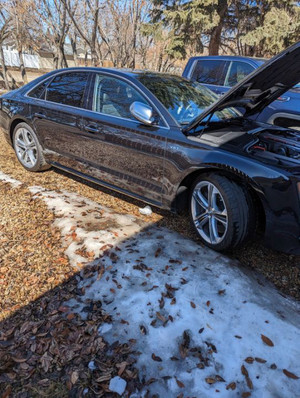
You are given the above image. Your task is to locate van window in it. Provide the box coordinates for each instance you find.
[226,61,255,87]
[191,60,227,86]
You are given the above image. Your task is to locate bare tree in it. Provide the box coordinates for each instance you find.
[63,0,102,66]
[0,11,11,89]
[34,0,71,69]
[4,0,35,83]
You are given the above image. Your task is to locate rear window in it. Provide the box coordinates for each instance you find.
[191,60,227,86]
[46,72,89,108]
[27,78,51,99]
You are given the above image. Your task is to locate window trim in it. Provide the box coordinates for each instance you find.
[25,69,169,130]
[224,60,255,88]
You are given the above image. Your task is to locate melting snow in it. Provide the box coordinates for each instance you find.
[28,184,300,397]
[109,376,127,395]
[0,171,22,188]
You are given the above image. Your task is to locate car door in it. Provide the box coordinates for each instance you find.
[73,72,168,205]
[30,71,91,168]
[190,59,229,95]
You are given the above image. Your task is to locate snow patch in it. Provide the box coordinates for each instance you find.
[0,171,22,188]
[28,184,300,397]
[109,376,127,395]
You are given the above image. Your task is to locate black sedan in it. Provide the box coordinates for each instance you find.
[0,42,299,254]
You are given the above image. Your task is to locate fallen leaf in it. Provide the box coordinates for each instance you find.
[152,353,162,362]
[261,334,274,347]
[71,370,79,384]
[242,393,251,398]
[245,357,254,364]
[155,248,161,257]
[117,362,127,376]
[226,382,236,390]
[156,312,166,322]
[283,369,299,379]
[255,357,267,363]
[176,379,185,388]
[246,376,253,389]
[190,301,196,309]
[205,377,216,384]
[241,365,249,377]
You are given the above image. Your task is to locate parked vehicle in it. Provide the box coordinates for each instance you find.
[0,43,299,254]
[183,55,300,130]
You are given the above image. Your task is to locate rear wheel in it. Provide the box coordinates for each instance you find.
[13,123,50,172]
[189,173,253,251]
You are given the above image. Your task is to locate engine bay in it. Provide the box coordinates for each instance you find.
[247,129,300,163]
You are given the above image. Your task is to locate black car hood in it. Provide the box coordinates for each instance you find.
[185,41,300,132]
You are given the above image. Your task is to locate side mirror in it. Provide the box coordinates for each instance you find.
[130,101,153,125]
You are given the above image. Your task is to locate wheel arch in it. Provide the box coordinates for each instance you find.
[9,117,31,144]
[172,166,266,233]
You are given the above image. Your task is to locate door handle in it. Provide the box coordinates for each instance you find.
[34,112,46,119]
[83,124,101,134]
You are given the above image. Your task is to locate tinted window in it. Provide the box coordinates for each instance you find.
[227,61,254,87]
[27,78,51,99]
[93,74,149,120]
[191,60,227,85]
[46,72,89,107]
[139,74,240,125]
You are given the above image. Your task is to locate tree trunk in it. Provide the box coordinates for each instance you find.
[0,45,10,90]
[208,0,228,56]
[18,49,28,84]
[71,36,78,67]
[91,47,98,67]
[59,43,68,68]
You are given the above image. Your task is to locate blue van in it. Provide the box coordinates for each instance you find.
[182,55,300,129]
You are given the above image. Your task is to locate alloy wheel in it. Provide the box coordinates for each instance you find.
[14,127,38,168]
[191,181,228,245]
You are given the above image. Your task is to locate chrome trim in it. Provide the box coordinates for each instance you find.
[24,68,170,130]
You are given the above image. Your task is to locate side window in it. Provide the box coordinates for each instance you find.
[226,62,255,87]
[191,60,227,86]
[27,78,51,99]
[46,72,89,107]
[92,74,149,121]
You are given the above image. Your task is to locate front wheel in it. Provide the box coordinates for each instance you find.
[13,122,50,172]
[189,174,252,251]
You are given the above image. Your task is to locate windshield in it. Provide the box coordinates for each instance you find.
[138,74,240,125]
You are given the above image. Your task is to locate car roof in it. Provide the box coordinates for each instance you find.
[42,66,176,80]
[187,55,267,65]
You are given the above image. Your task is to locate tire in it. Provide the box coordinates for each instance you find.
[189,173,253,252]
[13,122,50,172]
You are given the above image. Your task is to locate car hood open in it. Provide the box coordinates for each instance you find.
[185,41,300,132]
